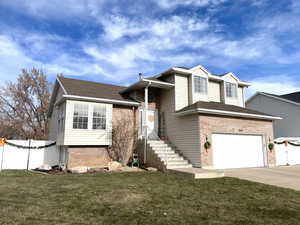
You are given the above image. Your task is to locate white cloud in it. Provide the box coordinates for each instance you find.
[245,75,300,99]
[100,15,209,41]
[0,34,113,82]
[0,35,38,81]
[0,0,106,20]
[155,0,227,9]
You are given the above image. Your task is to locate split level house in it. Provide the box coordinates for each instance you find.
[48,65,281,170]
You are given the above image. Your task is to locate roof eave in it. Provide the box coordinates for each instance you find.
[47,77,68,117]
[120,77,174,94]
[175,108,282,120]
[246,92,300,107]
[62,94,140,106]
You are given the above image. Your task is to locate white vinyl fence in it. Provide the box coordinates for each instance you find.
[0,140,59,170]
[275,137,300,166]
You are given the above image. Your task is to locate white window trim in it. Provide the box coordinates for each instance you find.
[72,103,89,130]
[92,104,107,130]
[71,102,108,131]
[193,75,208,94]
[225,82,238,98]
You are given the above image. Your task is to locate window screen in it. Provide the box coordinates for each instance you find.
[225,82,237,98]
[93,105,106,130]
[194,76,208,93]
[73,103,88,129]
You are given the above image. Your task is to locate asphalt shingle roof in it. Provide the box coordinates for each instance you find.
[280,92,300,104]
[176,100,276,117]
[59,77,137,103]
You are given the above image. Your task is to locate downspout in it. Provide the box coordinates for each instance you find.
[143,79,152,164]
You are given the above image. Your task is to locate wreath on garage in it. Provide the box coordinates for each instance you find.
[268,143,274,151]
[204,136,211,150]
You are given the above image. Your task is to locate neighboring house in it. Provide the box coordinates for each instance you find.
[48,65,281,170]
[246,92,300,138]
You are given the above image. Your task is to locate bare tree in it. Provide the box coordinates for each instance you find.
[0,69,52,139]
[111,114,138,166]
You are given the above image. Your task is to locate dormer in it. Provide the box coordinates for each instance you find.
[189,65,210,103]
[220,72,246,107]
[156,65,250,111]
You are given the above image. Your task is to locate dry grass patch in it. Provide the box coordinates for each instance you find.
[97,189,148,204]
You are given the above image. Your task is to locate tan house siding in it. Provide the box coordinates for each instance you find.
[64,100,113,146]
[67,146,111,169]
[238,87,245,107]
[174,75,189,110]
[208,81,221,102]
[160,77,201,167]
[199,115,275,168]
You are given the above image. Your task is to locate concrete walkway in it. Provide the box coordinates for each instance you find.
[224,166,300,191]
[169,167,224,179]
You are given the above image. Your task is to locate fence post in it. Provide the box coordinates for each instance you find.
[0,145,4,171]
[26,139,32,170]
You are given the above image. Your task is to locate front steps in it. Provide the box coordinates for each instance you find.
[169,167,225,179]
[147,140,193,169]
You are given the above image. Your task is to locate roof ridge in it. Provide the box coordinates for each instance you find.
[280,91,300,96]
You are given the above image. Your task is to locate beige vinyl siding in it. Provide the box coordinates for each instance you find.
[63,100,112,146]
[160,74,201,167]
[238,87,244,107]
[48,86,65,144]
[208,81,221,102]
[174,75,189,110]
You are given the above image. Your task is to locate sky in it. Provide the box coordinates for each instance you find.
[0,0,300,98]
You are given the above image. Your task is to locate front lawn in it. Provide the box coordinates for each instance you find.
[0,170,299,225]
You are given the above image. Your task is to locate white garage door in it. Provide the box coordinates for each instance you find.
[212,134,265,169]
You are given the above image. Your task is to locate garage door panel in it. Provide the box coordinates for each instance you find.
[212,134,265,169]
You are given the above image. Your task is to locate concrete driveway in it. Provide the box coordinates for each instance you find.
[224,166,300,191]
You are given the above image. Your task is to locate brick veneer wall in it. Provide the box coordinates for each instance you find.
[199,115,276,168]
[67,146,111,169]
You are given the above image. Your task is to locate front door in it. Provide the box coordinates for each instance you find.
[139,109,158,138]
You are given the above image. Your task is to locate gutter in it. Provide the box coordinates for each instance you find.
[62,94,140,106]
[175,108,282,120]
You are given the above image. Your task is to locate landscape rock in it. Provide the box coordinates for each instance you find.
[38,164,52,170]
[147,167,158,172]
[69,166,90,174]
[108,161,122,171]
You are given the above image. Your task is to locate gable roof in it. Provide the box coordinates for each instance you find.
[156,65,251,87]
[176,101,281,120]
[58,77,137,103]
[48,77,139,117]
[246,92,300,107]
[280,92,300,104]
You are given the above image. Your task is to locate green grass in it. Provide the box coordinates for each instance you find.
[0,170,300,225]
